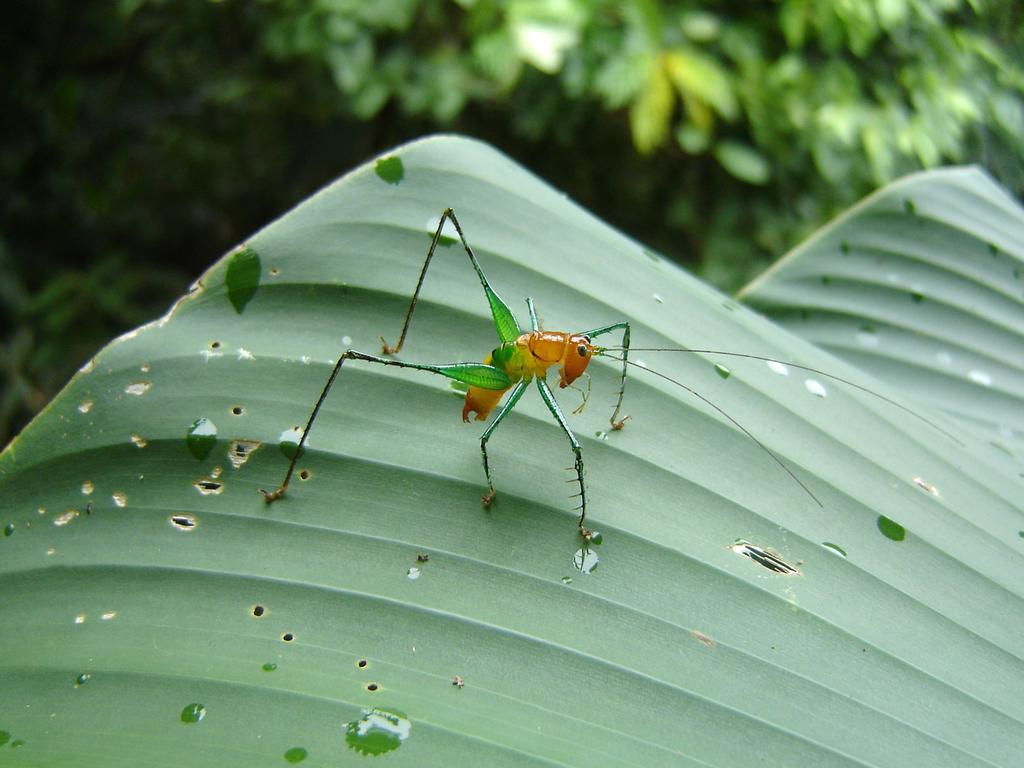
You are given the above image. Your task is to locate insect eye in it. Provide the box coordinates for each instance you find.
[577,345,588,357]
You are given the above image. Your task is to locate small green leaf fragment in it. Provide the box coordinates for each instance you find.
[262,662,277,672]
[821,542,847,557]
[226,246,261,314]
[3,523,13,537]
[186,418,217,460]
[714,363,731,380]
[903,199,916,215]
[284,746,308,763]
[180,703,207,724]
[374,156,404,184]
[0,731,10,746]
[877,516,906,541]
[910,291,924,304]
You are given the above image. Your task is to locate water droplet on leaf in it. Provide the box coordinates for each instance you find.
[856,326,879,347]
[279,427,303,460]
[804,379,827,397]
[573,547,599,574]
[344,708,411,756]
[967,370,992,387]
[877,516,906,541]
[374,156,404,184]
[180,703,206,724]
[226,246,261,314]
[821,542,847,557]
[186,418,218,460]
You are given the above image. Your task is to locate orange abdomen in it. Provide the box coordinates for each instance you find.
[462,385,508,422]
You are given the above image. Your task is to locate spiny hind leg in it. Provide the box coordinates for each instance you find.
[536,378,593,541]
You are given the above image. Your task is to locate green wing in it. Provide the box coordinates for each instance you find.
[434,363,512,390]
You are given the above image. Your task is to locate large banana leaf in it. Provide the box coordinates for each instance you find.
[738,167,1024,445]
[1,136,1022,767]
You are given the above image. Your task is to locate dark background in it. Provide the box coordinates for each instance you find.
[2,0,1021,446]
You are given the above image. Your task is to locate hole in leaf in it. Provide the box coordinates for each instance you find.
[169,514,198,531]
[729,540,800,575]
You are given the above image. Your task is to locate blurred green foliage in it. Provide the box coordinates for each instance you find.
[1,0,1021,445]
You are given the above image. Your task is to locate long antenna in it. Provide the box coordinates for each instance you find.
[600,347,963,447]
[602,355,823,507]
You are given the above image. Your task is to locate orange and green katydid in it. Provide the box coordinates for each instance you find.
[259,208,957,541]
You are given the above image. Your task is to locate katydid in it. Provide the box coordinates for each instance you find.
[259,208,956,541]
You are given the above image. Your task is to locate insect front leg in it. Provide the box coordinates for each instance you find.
[536,377,592,541]
[585,321,631,429]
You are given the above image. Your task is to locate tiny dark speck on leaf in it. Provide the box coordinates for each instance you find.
[375,156,404,184]
[226,246,261,314]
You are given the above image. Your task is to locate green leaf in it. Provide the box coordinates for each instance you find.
[2,139,1022,766]
[662,49,738,122]
[629,55,674,153]
[714,141,771,185]
[738,166,1024,443]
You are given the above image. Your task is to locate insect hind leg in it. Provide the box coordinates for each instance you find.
[536,377,592,541]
